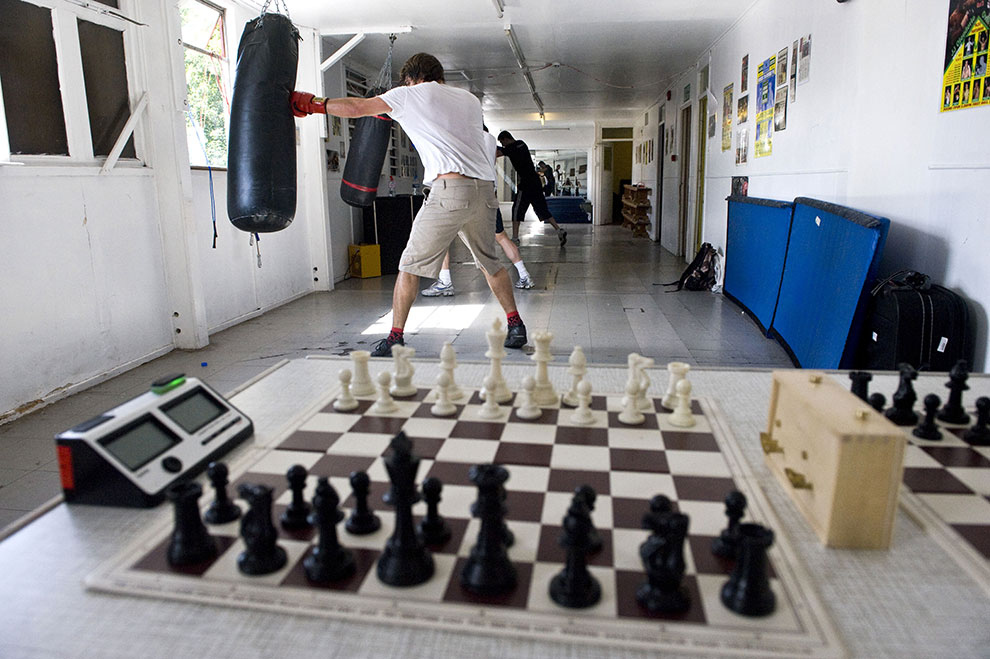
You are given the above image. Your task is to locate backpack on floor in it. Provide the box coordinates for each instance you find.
[665,242,718,291]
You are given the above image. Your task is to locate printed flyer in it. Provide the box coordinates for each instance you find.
[942,0,990,112]
[755,55,776,158]
[722,84,733,151]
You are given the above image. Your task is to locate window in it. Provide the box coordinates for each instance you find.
[79,19,135,158]
[180,0,229,168]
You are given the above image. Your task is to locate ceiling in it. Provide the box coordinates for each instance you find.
[279,0,756,136]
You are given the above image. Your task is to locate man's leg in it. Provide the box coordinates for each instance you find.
[495,232,533,289]
[483,266,528,348]
[421,251,454,297]
[371,270,419,357]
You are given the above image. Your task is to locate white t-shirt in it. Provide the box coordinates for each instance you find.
[379,82,495,185]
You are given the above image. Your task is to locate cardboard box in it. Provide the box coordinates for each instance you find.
[348,244,381,279]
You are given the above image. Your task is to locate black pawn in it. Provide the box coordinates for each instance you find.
[962,397,990,446]
[849,371,872,402]
[418,476,452,545]
[885,363,919,426]
[345,471,381,535]
[236,483,287,576]
[549,498,600,608]
[461,464,516,595]
[720,523,776,617]
[711,490,747,558]
[203,461,241,524]
[636,511,690,613]
[165,481,218,566]
[574,485,603,554]
[938,360,971,425]
[304,477,356,583]
[912,394,943,441]
[868,393,886,413]
[280,464,312,530]
[377,432,434,586]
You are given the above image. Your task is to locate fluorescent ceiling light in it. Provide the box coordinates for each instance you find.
[491,0,505,19]
[321,25,412,36]
[504,25,526,70]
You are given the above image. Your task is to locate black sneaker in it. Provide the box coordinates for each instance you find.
[371,336,403,357]
[504,323,527,349]
[558,229,567,246]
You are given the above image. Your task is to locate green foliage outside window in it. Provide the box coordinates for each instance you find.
[181,4,228,167]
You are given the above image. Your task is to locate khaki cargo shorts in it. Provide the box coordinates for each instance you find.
[398,178,502,278]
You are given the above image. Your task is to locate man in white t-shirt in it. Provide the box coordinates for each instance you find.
[290,53,527,357]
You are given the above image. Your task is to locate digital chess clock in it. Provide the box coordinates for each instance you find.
[56,374,253,507]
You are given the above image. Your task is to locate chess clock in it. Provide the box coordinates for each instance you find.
[55,374,253,508]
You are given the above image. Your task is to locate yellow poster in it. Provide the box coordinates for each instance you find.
[722,84,733,152]
[942,3,990,112]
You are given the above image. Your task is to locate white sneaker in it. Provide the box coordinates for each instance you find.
[421,280,454,297]
[514,276,534,290]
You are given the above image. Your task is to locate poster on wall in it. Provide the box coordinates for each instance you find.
[741,54,749,93]
[776,48,788,87]
[798,34,812,85]
[790,40,799,101]
[737,95,749,123]
[755,55,776,158]
[731,176,749,197]
[722,84,734,151]
[774,87,788,131]
[683,84,691,102]
[736,128,749,165]
[708,114,716,138]
[941,1,990,112]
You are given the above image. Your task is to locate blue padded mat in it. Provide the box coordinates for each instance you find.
[546,197,591,223]
[723,196,794,335]
[770,198,889,369]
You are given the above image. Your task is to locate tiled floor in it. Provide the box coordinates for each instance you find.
[0,222,792,534]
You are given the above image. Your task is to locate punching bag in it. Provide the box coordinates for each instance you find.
[340,89,392,208]
[227,13,299,233]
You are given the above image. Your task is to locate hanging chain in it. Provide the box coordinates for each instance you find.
[373,34,397,92]
[258,0,291,21]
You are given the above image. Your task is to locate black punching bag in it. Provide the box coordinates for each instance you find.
[227,13,299,233]
[340,89,392,208]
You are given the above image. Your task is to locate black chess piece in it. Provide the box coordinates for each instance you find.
[636,511,690,613]
[498,481,515,548]
[885,363,919,426]
[280,464,312,530]
[303,477,356,583]
[236,483,287,575]
[203,462,241,525]
[418,476,452,545]
[938,360,971,425]
[912,394,943,441]
[461,464,517,595]
[720,523,776,617]
[345,470,381,535]
[376,432,434,587]
[962,397,990,446]
[165,481,218,566]
[548,498,601,608]
[574,485,603,554]
[868,393,886,413]
[711,490,747,558]
[849,371,872,402]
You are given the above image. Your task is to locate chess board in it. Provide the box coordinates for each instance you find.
[86,384,844,657]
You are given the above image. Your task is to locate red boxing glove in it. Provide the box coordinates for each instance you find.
[290,91,326,117]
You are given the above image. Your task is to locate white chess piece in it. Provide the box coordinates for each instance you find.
[350,350,375,396]
[515,376,542,420]
[562,346,587,407]
[662,361,691,410]
[621,353,643,409]
[618,377,645,425]
[333,369,359,412]
[636,355,655,412]
[570,380,595,425]
[439,342,464,401]
[478,375,502,420]
[370,371,398,414]
[481,318,512,403]
[531,331,559,406]
[668,378,696,428]
[430,372,457,417]
[389,345,417,397]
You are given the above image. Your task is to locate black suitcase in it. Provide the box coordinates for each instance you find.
[859,270,973,371]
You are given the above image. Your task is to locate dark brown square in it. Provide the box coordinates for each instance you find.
[412,516,471,554]
[672,475,738,501]
[504,490,546,522]
[273,504,317,542]
[609,448,670,473]
[232,472,289,500]
[922,446,990,469]
[660,431,719,452]
[902,467,974,494]
[277,431,342,453]
[547,469,611,495]
[607,411,660,430]
[280,547,378,591]
[614,570,706,623]
[411,402,465,418]
[656,399,702,415]
[613,497,655,529]
[342,480,391,512]
[443,558,533,609]
[451,421,505,440]
[952,523,990,559]
[132,534,237,576]
[494,443,553,467]
[348,415,409,435]
[425,461,474,487]
[320,400,373,415]
[537,525,613,566]
[555,426,609,446]
[467,391,517,406]
[687,535,777,579]
[310,454,377,479]
[508,408,559,424]
[560,395,607,411]
[403,435,445,459]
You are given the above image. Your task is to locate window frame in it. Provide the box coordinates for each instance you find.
[0,0,143,167]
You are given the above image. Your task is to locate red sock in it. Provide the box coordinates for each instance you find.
[387,327,404,343]
[506,311,523,327]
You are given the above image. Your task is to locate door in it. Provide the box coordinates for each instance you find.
[596,144,614,225]
[693,96,708,255]
[677,105,692,257]
[654,122,664,241]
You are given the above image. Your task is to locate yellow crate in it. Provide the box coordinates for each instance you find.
[348,244,381,279]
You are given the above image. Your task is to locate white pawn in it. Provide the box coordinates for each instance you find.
[430,372,457,417]
[333,369,359,412]
[390,345,417,397]
[515,376,542,420]
[440,342,464,401]
[637,356,655,412]
[562,346,587,407]
[350,350,375,396]
[668,378,696,428]
[370,371,398,414]
[662,361,690,410]
[478,375,502,420]
[618,377,645,425]
[570,380,595,425]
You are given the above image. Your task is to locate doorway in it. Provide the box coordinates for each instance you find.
[693,95,708,255]
[654,121,664,241]
[677,105,692,257]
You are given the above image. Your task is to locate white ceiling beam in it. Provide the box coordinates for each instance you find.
[320,33,366,72]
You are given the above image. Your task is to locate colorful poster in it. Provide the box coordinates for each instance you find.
[776,48,788,87]
[741,54,749,93]
[737,95,749,124]
[736,127,748,165]
[790,40,798,102]
[942,1,990,112]
[722,84,734,151]
[798,35,812,85]
[755,55,776,158]
[774,87,788,131]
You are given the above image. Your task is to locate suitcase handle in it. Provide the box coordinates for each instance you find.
[870,270,932,296]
